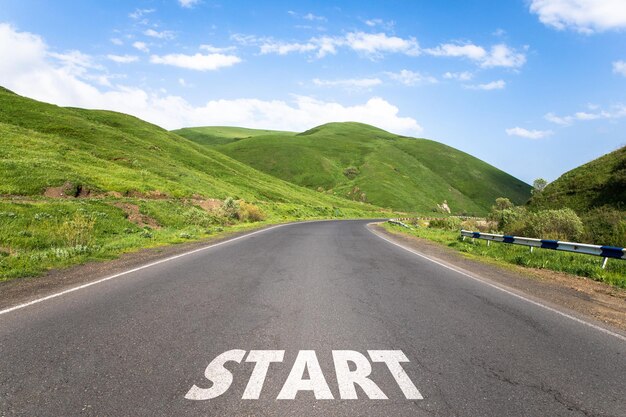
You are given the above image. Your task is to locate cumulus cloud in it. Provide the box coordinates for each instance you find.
[386,70,437,86]
[150,52,241,70]
[425,43,526,68]
[465,80,506,90]
[200,44,236,53]
[613,60,626,76]
[0,23,422,135]
[545,104,626,125]
[312,77,382,89]
[132,41,149,53]
[529,0,626,33]
[107,54,139,64]
[505,127,553,139]
[144,29,175,40]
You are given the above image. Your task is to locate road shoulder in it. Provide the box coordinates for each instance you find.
[369,222,626,332]
[0,223,279,311]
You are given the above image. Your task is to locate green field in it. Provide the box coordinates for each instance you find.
[176,123,532,214]
[0,87,383,280]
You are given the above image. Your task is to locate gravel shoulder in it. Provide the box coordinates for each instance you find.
[371,223,626,332]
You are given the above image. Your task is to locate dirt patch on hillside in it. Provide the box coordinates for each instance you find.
[111,202,161,229]
[43,182,92,198]
[191,198,222,212]
[126,190,169,199]
[371,223,626,333]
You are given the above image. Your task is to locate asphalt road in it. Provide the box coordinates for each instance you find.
[1,220,625,416]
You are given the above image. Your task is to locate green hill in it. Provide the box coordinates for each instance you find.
[175,122,531,214]
[529,146,626,213]
[0,87,375,212]
[174,126,294,146]
[0,88,381,280]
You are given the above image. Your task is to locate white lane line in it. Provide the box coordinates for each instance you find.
[0,223,288,316]
[368,225,626,342]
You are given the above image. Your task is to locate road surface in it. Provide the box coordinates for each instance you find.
[1,220,625,416]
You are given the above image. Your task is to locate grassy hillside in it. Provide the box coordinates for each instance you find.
[177,122,531,214]
[173,126,294,146]
[0,88,381,280]
[529,146,626,213]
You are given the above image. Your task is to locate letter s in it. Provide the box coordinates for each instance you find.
[185,349,246,400]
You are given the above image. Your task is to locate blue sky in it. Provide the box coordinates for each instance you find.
[1,0,625,183]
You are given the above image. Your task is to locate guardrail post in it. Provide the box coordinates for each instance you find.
[602,257,608,269]
[530,246,533,253]
[487,240,490,247]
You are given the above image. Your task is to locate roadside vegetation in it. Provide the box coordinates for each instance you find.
[383,196,626,288]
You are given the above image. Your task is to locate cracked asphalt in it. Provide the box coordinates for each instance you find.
[0,220,625,416]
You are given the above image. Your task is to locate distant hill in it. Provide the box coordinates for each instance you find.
[0,87,376,214]
[529,146,626,213]
[175,122,531,214]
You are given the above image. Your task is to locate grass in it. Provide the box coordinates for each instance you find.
[172,126,294,146]
[382,222,626,288]
[176,122,532,215]
[0,87,387,281]
[530,145,626,213]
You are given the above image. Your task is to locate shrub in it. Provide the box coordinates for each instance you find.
[429,217,462,230]
[237,201,266,222]
[506,208,584,241]
[582,206,626,246]
[343,166,359,179]
[221,197,240,219]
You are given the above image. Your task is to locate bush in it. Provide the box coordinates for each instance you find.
[429,217,462,230]
[582,206,626,246]
[489,206,527,232]
[506,208,584,241]
[237,202,266,222]
[221,197,240,219]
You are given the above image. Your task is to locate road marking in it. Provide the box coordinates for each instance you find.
[368,226,626,342]
[277,350,334,400]
[185,349,423,400]
[0,224,287,316]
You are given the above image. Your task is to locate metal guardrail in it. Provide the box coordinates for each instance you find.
[388,219,411,228]
[460,230,625,269]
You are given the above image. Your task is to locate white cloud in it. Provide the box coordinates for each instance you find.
[529,0,626,33]
[132,41,149,53]
[150,52,241,71]
[303,13,326,21]
[179,0,201,8]
[312,77,382,89]
[110,38,123,46]
[426,43,486,60]
[443,71,473,81]
[344,32,420,57]
[426,42,526,68]
[545,104,626,125]
[107,54,139,64]
[200,44,236,53]
[239,31,420,58]
[0,23,422,135]
[465,80,506,90]
[505,127,553,139]
[144,29,175,40]
[613,60,626,76]
[480,44,527,68]
[363,18,395,30]
[259,40,317,55]
[386,70,437,86]
[129,9,154,19]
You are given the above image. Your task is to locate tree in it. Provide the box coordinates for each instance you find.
[532,178,548,195]
[493,197,513,211]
